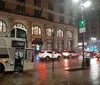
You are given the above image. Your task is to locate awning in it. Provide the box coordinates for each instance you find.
[32,38,43,45]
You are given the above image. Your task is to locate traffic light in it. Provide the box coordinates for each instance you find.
[79,20,86,28]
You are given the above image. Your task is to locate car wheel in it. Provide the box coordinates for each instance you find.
[45,56,50,60]
[57,56,61,60]
[0,63,4,74]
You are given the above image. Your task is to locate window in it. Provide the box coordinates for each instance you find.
[0,0,5,10]
[34,9,40,18]
[59,16,64,24]
[17,29,26,38]
[59,6,64,13]
[48,2,53,10]
[46,28,53,36]
[17,0,25,3]
[32,26,41,35]
[34,0,41,6]
[69,18,73,25]
[13,23,26,29]
[13,23,27,38]
[60,0,64,3]
[66,31,72,39]
[57,29,63,37]
[0,20,7,32]
[15,5,25,14]
[48,13,54,21]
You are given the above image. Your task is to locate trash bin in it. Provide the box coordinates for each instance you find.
[85,58,90,67]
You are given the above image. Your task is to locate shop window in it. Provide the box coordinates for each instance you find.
[57,29,63,37]
[32,26,41,35]
[0,20,7,32]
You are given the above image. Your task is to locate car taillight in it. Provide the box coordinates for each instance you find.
[63,50,68,52]
[40,51,44,53]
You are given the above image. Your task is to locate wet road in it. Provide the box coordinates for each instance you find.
[1,57,100,85]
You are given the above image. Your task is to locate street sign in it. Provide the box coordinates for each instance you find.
[79,20,86,33]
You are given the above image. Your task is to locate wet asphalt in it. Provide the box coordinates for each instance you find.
[0,57,100,85]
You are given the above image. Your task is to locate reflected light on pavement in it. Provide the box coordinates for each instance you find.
[90,58,99,85]
[64,59,69,70]
[39,63,46,84]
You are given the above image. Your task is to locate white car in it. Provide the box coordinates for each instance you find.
[62,50,80,58]
[38,50,62,60]
[62,50,70,58]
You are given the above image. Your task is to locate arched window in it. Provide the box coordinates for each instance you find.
[11,23,27,38]
[13,23,26,29]
[66,31,72,39]
[32,26,41,35]
[57,29,63,37]
[0,20,7,32]
[46,28,53,36]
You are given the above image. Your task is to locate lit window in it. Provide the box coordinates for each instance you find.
[0,20,7,32]
[46,28,53,36]
[32,26,41,35]
[13,23,26,29]
[57,29,63,37]
[66,31,72,38]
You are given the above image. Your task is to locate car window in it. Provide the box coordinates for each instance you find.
[47,51,52,53]
[69,51,76,53]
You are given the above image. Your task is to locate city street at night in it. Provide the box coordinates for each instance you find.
[1,57,100,85]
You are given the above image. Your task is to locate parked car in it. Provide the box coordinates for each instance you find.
[69,51,80,58]
[38,50,62,60]
[62,50,80,58]
[62,50,70,58]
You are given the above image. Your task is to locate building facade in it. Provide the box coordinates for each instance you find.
[0,0,78,52]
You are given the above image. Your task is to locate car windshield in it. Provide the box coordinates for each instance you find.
[69,51,76,53]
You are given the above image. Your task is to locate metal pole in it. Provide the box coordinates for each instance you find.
[52,30,55,72]
[81,0,86,68]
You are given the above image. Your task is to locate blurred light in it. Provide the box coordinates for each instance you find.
[78,42,87,46]
[64,59,68,69]
[83,1,91,8]
[91,37,97,41]
[73,0,79,3]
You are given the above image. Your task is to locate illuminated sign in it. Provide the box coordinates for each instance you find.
[12,40,25,47]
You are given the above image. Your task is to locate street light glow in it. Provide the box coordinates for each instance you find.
[73,0,79,3]
[91,37,97,41]
[83,1,91,8]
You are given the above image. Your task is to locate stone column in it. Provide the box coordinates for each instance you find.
[42,24,47,50]
[27,21,32,48]
[73,28,78,49]
[7,18,14,36]
[64,29,67,49]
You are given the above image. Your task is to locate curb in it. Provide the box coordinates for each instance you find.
[65,67,90,71]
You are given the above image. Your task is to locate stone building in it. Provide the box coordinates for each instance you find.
[0,0,78,52]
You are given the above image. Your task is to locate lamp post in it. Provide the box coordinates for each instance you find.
[73,0,91,67]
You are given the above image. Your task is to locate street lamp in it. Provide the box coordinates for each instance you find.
[73,0,91,67]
